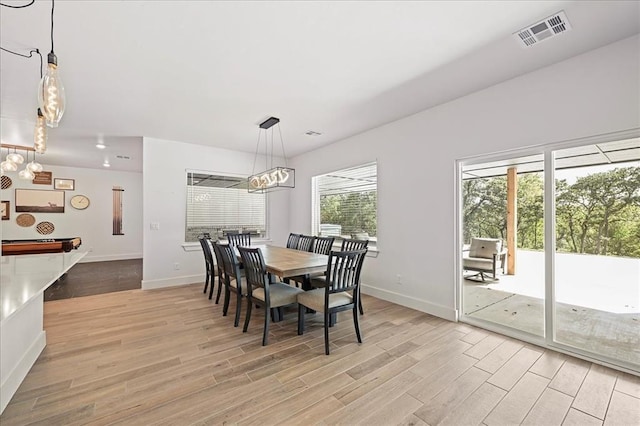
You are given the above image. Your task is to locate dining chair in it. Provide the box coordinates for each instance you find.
[286,233,301,249]
[297,248,367,355]
[217,242,247,327]
[341,238,369,252]
[313,236,335,255]
[291,235,335,288]
[198,236,214,296]
[296,235,315,252]
[309,237,360,288]
[227,232,251,247]
[238,246,303,346]
[341,238,369,315]
[209,240,225,303]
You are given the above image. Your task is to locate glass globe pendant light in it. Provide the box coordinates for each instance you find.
[1,148,17,172]
[7,149,24,165]
[18,152,35,180]
[1,157,18,173]
[27,151,43,173]
[18,168,35,180]
[37,0,65,128]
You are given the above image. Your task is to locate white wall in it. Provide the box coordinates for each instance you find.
[1,164,143,262]
[142,137,290,289]
[288,35,640,321]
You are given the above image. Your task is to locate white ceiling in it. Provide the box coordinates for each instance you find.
[1,1,638,172]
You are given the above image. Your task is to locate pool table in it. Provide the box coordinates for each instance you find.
[1,237,82,256]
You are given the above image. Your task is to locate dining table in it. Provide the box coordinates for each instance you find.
[251,244,328,284]
[233,244,330,321]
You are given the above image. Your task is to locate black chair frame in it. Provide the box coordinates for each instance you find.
[238,246,302,346]
[209,240,225,303]
[198,237,214,296]
[297,249,367,355]
[217,242,245,327]
[296,235,315,252]
[341,238,369,315]
[227,232,251,248]
[286,233,301,249]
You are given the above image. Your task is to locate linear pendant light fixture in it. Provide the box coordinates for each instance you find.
[37,0,65,128]
[248,117,295,193]
[0,144,40,179]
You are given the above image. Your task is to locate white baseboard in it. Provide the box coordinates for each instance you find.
[361,284,457,321]
[0,331,46,415]
[142,274,202,290]
[79,253,142,263]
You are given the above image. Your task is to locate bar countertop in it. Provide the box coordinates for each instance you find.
[0,251,87,323]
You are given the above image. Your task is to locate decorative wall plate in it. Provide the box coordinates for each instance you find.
[16,213,36,227]
[1,175,12,189]
[36,221,55,235]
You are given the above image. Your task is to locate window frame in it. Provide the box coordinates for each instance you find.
[311,161,378,251]
[184,169,269,244]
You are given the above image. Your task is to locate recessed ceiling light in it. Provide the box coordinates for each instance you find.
[96,134,106,149]
[305,130,322,136]
[103,160,110,167]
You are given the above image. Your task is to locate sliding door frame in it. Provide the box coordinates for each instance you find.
[456,128,640,374]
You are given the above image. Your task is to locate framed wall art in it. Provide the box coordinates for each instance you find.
[32,171,53,185]
[1,200,9,220]
[15,189,65,213]
[54,178,75,190]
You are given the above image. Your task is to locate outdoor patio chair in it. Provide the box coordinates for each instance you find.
[462,237,507,281]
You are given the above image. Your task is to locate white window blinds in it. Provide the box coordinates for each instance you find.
[186,172,266,242]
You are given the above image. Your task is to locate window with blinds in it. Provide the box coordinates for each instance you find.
[185,172,266,242]
[312,162,377,245]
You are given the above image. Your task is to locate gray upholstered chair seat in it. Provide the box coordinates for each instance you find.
[252,283,303,307]
[297,288,352,312]
[228,276,250,295]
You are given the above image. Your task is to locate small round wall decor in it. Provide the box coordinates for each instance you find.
[36,221,55,235]
[16,213,36,227]
[1,175,12,189]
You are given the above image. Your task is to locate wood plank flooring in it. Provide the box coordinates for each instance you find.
[2,282,639,425]
[44,259,142,301]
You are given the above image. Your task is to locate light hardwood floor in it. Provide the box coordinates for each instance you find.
[1,283,638,425]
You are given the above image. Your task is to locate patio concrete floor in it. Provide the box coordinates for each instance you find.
[463,250,640,366]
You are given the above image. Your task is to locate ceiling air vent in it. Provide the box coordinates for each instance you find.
[514,11,571,48]
[305,130,322,136]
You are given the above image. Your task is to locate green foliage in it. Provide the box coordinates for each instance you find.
[463,166,640,258]
[320,191,377,236]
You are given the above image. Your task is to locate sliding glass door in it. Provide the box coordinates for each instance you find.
[460,134,640,372]
[553,141,640,367]
[461,154,545,337]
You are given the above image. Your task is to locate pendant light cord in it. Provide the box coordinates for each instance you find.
[250,128,262,176]
[277,124,288,167]
[0,0,45,77]
[0,47,42,78]
[0,0,34,8]
[50,0,55,53]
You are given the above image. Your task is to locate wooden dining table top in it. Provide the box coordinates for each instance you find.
[243,244,329,278]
